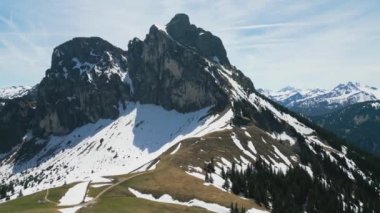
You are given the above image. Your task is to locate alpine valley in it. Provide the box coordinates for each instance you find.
[0,14,379,213]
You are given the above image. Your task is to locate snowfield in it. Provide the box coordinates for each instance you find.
[0,102,233,200]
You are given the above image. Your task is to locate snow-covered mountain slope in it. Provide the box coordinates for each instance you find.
[0,86,31,100]
[258,82,380,116]
[258,86,326,106]
[0,102,233,199]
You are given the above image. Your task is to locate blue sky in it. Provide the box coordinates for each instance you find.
[0,0,379,90]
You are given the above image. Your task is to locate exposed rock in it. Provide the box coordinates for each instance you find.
[166,13,230,66]
[35,37,131,137]
[0,95,36,153]
[127,25,229,113]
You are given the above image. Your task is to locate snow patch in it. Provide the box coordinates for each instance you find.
[91,183,111,188]
[129,187,230,213]
[300,164,313,179]
[247,141,257,154]
[59,206,83,213]
[269,132,296,146]
[272,145,291,166]
[59,181,89,206]
[231,134,256,160]
[371,102,380,109]
[170,143,181,155]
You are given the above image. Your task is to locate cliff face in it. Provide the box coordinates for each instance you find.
[127,25,229,113]
[35,37,131,136]
[0,94,36,153]
[166,13,231,66]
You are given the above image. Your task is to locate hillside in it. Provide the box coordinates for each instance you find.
[0,14,379,213]
[312,101,380,157]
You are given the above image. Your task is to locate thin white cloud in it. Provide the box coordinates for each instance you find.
[226,22,309,30]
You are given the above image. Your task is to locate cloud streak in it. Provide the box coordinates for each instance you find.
[226,22,309,30]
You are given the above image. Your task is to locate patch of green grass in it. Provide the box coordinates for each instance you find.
[0,190,57,213]
[87,185,111,198]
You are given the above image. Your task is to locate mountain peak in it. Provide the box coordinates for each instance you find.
[260,82,380,116]
[279,86,297,92]
[165,14,230,66]
[346,81,360,88]
[167,13,190,27]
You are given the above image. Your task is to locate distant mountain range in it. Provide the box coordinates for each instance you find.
[258,82,380,116]
[259,82,380,157]
[0,86,31,100]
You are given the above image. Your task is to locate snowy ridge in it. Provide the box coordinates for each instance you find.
[0,102,233,201]
[259,82,380,115]
[259,86,326,104]
[0,86,31,100]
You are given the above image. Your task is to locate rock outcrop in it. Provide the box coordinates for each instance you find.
[35,37,131,136]
[166,13,230,66]
[127,25,229,112]
[0,94,36,153]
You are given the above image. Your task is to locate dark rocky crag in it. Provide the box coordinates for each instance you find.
[0,91,36,153]
[34,37,131,137]
[127,25,230,113]
[165,13,230,66]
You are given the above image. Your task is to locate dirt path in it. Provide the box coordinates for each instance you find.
[44,188,59,205]
[83,171,151,208]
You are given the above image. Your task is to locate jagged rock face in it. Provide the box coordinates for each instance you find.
[127,25,229,112]
[35,37,131,137]
[166,14,230,66]
[33,14,255,136]
[0,95,36,153]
